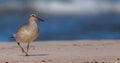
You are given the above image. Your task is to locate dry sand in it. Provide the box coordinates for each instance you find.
[0,40,120,63]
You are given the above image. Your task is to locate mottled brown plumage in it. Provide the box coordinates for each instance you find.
[13,14,44,56]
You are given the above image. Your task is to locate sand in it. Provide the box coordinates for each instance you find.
[0,40,120,63]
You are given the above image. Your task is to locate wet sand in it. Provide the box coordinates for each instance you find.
[0,40,120,63]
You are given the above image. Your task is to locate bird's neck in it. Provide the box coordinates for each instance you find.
[28,21,38,29]
[27,20,37,26]
[29,17,37,22]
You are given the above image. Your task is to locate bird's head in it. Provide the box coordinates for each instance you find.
[29,14,44,22]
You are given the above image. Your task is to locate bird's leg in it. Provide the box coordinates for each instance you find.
[27,42,30,53]
[25,42,30,56]
[17,42,29,56]
[17,42,26,53]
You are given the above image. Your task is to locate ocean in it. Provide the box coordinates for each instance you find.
[0,12,120,41]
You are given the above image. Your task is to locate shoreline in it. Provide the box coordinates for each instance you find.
[0,40,120,63]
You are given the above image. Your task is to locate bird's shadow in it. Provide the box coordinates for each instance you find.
[20,54,49,56]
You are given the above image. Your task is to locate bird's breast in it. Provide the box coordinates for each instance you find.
[15,23,39,43]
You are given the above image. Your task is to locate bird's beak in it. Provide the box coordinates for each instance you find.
[38,17,44,22]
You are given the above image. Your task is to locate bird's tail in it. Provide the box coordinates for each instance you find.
[10,36,14,38]
[10,34,16,38]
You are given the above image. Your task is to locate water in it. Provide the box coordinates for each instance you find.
[0,12,120,41]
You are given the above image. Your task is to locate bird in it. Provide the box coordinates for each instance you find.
[12,14,44,56]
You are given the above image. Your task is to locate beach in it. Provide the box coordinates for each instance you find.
[0,40,120,63]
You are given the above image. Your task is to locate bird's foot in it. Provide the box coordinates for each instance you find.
[25,54,29,56]
[25,52,29,56]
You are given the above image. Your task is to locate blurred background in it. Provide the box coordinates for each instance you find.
[0,0,120,41]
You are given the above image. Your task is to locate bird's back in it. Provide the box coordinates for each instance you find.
[15,22,39,43]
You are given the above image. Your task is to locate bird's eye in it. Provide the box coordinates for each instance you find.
[31,14,35,17]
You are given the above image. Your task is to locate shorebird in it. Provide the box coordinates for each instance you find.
[12,14,44,56]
